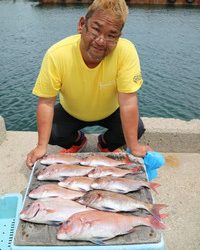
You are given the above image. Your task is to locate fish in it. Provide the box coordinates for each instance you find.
[91,176,160,194]
[37,164,94,181]
[80,155,131,167]
[58,177,94,192]
[20,197,93,225]
[29,184,84,200]
[57,210,166,244]
[40,154,81,165]
[88,165,142,178]
[77,190,167,220]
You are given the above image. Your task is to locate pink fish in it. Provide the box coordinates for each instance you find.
[29,184,84,200]
[57,210,166,244]
[59,177,94,192]
[80,155,131,167]
[37,164,94,181]
[91,176,160,194]
[88,165,142,178]
[20,198,93,225]
[40,154,81,165]
[77,190,167,220]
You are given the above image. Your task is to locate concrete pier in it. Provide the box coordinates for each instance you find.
[0,115,200,249]
[1,116,199,153]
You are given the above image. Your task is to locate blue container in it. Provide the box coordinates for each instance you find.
[0,193,22,250]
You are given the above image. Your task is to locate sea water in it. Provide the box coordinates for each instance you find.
[0,0,200,131]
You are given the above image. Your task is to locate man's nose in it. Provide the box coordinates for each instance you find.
[95,34,106,45]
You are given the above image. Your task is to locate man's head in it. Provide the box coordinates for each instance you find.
[85,0,129,25]
[78,0,129,68]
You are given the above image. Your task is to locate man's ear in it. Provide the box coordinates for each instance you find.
[77,16,86,34]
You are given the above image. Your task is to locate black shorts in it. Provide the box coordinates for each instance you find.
[49,103,145,150]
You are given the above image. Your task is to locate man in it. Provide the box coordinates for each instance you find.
[26,0,151,168]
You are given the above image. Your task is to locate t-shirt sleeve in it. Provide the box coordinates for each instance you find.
[32,50,61,97]
[117,41,143,93]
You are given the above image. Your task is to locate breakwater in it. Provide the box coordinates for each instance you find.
[1,116,200,152]
[39,0,200,6]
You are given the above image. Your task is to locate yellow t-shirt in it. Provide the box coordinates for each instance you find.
[33,34,143,121]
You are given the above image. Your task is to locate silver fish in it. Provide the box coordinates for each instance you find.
[59,177,94,192]
[57,210,165,244]
[40,154,81,165]
[20,197,92,225]
[29,184,84,200]
[77,190,167,220]
[81,155,131,167]
[91,176,160,193]
[88,165,142,178]
[37,164,94,181]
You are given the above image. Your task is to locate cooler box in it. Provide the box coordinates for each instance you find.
[0,193,22,250]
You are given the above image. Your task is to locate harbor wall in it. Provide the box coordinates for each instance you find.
[0,116,199,153]
[39,0,200,6]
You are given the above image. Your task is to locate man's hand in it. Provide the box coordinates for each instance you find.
[131,143,153,158]
[26,96,55,169]
[26,145,47,169]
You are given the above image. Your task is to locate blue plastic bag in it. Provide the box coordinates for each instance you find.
[144,151,165,180]
[126,149,165,181]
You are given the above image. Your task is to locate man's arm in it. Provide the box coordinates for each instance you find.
[118,92,150,157]
[26,96,56,168]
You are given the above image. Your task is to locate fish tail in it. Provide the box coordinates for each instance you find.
[148,182,160,194]
[131,166,143,173]
[148,215,166,230]
[159,213,169,219]
[150,204,168,220]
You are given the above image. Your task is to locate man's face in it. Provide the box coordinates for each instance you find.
[78,10,123,67]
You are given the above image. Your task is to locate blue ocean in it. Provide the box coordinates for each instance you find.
[0,0,200,131]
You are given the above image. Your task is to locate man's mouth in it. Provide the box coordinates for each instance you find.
[92,45,105,52]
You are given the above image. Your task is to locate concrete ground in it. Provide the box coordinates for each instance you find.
[0,131,200,250]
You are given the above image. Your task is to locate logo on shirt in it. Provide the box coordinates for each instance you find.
[133,74,142,84]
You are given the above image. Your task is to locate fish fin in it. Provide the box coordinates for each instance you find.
[148,182,160,194]
[58,177,66,181]
[46,209,55,214]
[48,221,62,226]
[102,206,117,212]
[149,215,166,230]
[116,189,126,193]
[131,166,143,173]
[159,213,169,219]
[75,197,83,203]
[124,155,132,165]
[151,204,168,220]
[90,237,106,245]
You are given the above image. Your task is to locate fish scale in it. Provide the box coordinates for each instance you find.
[40,154,81,165]
[57,210,165,244]
[77,190,167,220]
[29,184,84,200]
[80,155,131,167]
[91,176,160,193]
[37,164,94,181]
[20,197,93,225]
